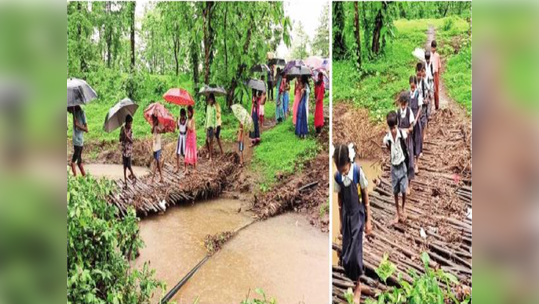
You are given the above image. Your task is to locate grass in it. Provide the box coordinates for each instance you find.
[443,42,472,114]
[250,114,320,190]
[333,16,471,121]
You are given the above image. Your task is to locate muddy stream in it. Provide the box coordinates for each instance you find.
[135,199,329,304]
[331,159,382,265]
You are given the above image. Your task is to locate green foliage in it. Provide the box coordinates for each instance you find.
[311,3,330,57]
[291,21,310,60]
[67,174,164,304]
[443,41,472,114]
[319,200,329,218]
[250,115,319,188]
[365,252,470,304]
[334,16,471,120]
[344,287,355,304]
[240,288,276,304]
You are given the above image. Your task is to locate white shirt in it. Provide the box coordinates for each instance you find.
[333,163,368,193]
[383,130,408,166]
[425,60,434,83]
[410,89,423,107]
[398,107,415,125]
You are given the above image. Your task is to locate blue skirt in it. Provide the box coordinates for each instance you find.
[283,92,290,113]
[295,94,308,136]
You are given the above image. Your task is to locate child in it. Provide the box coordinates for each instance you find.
[205,93,217,161]
[295,75,309,139]
[215,99,224,155]
[259,89,266,129]
[69,105,88,176]
[424,50,435,115]
[314,72,325,135]
[237,122,244,167]
[120,114,136,186]
[250,90,261,146]
[175,108,187,174]
[416,62,430,148]
[283,76,290,117]
[409,76,423,174]
[396,92,415,191]
[431,40,442,110]
[383,110,409,224]
[275,68,285,123]
[151,114,165,183]
[333,144,372,304]
[184,106,197,172]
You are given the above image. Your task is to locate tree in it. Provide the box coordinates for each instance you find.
[354,2,361,67]
[311,4,329,57]
[128,1,136,73]
[203,1,215,84]
[332,1,346,60]
[291,21,310,59]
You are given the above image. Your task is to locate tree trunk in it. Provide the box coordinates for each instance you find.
[371,2,386,55]
[173,35,179,76]
[106,1,112,68]
[77,2,87,74]
[354,2,361,68]
[332,2,346,60]
[203,2,215,84]
[129,2,136,73]
[224,4,228,80]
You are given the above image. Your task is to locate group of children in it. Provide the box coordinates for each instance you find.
[332,40,441,304]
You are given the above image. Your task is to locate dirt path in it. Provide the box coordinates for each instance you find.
[332,27,472,304]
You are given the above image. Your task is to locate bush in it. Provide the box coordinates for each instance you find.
[67,174,164,304]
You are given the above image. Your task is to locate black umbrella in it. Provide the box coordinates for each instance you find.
[67,78,97,107]
[286,66,312,80]
[199,85,227,97]
[268,58,286,66]
[103,98,139,133]
[250,64,270,73]
[245,79,266,92]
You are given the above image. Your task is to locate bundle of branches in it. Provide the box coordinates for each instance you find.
[252,152,329,230]
[108,152,241,216]
[332,103,386,159]
[204,231,236,256]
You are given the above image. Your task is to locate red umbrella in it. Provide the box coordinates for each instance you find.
[143,102,176,133]
[163,88,195,106]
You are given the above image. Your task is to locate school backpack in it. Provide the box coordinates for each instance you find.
[334,163,363,200]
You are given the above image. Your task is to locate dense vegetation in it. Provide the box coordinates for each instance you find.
[67,174,163,303]
[332,2,472,120]
[344,253,470,304]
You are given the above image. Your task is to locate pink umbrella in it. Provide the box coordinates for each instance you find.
[304,56,324,70]
[163,88,195,106]
[143,102,176,133]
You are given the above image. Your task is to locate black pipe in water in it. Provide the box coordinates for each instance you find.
[159,255,210,303]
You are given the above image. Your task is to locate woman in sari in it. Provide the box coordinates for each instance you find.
[314,72,325,135]
[292,76,302,125]
[295,75,310,139]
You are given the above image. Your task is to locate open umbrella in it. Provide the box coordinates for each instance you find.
[250,64,270,73]
[199,85,227,97]
[286,66,312,80]
[231,104,254,132]
[163,88,195,106]
[304,56,324,70]
[268,58,286,66]
[67,78,97,107]
[103,98,139,133]
[143,102,176,133]
[282,59,305,74]
[245,79,266,92]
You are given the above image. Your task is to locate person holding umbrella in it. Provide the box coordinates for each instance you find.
[250,89,261,146]
[215,98,224,155]
[295,75,310,139]
[267,64,275,101]
[314,72,326,135]
[184,105,198,172]
[292,76,302,125]
[151,114,166,184]
[174,108,188,174]
[68,105,88,176]
[275,67,285,123]
[119,115,136,185]
[205,93,217,161]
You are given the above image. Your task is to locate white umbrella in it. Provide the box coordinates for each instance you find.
[245,79,266,92]
[67,78,97,107]
[103,98,139,133]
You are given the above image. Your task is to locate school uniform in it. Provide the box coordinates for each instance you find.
[334,163,368,281]
[383,130,409,194]
[409,89,423,157]
[432,51,442,110]
[425,60,435,112]
[176,119,187,156]
[397,107,415,181]
[417,77,430,128]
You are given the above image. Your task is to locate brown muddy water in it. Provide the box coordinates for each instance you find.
[134,199,329,304]
[332,159,382,265]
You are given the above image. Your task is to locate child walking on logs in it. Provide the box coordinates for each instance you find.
[175,108,187,174]
[333,144,372,304]
[409,76,423,174]
[384,110,410,224]
[424,50,435,115]
[396,92,415,194]
[120,114,136,186]
[416,62,430,149]
[184,106,197,173]
[151,115,165,183]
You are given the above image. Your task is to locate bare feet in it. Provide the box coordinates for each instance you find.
[390,215,400,226]
[401,211,408,222]
[414,164,419,174]
[406,187,411,195]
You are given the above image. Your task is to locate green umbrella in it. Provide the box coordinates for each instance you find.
[231,104,254,132]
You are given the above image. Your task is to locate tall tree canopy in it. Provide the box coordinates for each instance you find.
[311,3,329,57]
[67,1,291,107]
[291,21,310,60]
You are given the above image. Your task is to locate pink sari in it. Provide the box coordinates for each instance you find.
[292,80,302,125]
